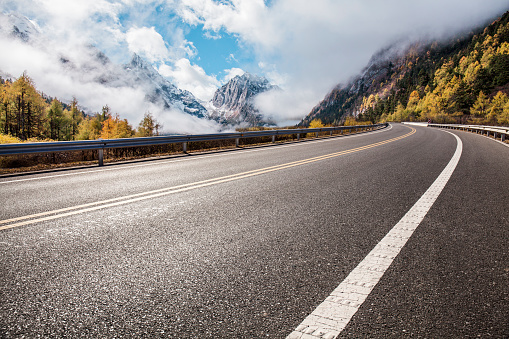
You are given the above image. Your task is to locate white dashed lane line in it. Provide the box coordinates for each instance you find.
[288,130,463,339]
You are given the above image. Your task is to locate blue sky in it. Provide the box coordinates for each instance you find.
[186,25,253,76]
[1,0,508,130]
[112,1,258,78]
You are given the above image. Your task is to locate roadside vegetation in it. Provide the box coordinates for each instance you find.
[357,12,509,126]
[0,72,162,143]
[302,12,509,128]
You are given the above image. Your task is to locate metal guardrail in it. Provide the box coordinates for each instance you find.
[428,123,509,142]
[0,123,388,166]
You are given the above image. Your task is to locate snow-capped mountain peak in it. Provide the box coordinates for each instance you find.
[207,72,277,126]
[0,12,40,42]
[123,53,208,118]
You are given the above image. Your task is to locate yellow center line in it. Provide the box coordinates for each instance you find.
[0,127,415,231]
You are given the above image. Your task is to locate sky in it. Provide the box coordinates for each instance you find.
[0,0,508,132]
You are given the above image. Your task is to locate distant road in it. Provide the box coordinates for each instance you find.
[1,123,508,338]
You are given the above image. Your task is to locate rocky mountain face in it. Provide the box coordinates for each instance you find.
[207,73,277,126]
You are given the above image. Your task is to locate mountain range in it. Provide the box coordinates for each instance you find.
[0,12,276,128]
[4,10,508,131]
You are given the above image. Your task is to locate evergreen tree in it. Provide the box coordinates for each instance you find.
[470,91,489,117]
[10,72,45,140]
[46,99,64,140]
[69,97,83,140]
[136,112,161,137]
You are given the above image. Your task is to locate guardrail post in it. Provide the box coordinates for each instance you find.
[315,131,319,138]
[297,133,300,141]
[330,130,333,136]
[98,138,104,167]
[235,138,239,147]
[272,135,276,143]
[502,134,506,142]
[183,142,187,153]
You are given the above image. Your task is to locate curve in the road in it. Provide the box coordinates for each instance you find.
[288,131,463,339]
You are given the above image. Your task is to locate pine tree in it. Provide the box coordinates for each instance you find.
[470,91,489,117]
[69,97,82,140]
[46,99,64,140]
[136,112,161,137]
[10,72,45,140]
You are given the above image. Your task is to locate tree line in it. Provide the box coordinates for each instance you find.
[0,72,161,143]
[356,12,509,125]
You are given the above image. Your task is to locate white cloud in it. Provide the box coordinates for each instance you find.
[0,26,221,134]
[177,0,509,124]
[159,58,220,101]
[177,0,277,47]
[203,30,221,40]
[222,68,245,82]
[2,0,508,129]
[126,26,170,62]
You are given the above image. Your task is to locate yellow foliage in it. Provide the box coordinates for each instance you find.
[499,101,509,125]
[343,116,370,126]
[0,133,22,144]
[101,114,135,139]
[408,90,420,107]
[309,118,325,128]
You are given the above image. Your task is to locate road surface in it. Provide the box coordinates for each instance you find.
[1,123,508,338]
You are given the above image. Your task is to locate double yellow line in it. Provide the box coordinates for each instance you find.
[0,127,415,231]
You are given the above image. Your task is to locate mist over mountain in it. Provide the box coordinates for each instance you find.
[0,12,219,134]
[0,11,283,131]
[123,54,208,118]
[301,11,509,126]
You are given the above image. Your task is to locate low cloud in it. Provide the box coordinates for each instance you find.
[126,26,170,63]
[222,67,245,82]
[0,29,221,134]
[159,58,220,101]
[253,86,321,126]
[177,0,509,124]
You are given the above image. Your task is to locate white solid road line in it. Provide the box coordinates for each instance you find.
[0,125,393,185]
[288,130,463,339]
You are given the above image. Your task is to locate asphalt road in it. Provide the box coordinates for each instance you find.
[0,123,507,338]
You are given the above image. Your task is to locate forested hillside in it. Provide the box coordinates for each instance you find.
[0,73,161,143]
[302,11,509,126]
